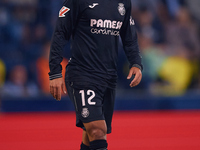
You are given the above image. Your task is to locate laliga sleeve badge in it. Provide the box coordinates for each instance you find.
[81,108,89,118]
[59,6,70,17]
[118,3,125,16]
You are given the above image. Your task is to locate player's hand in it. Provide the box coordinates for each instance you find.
[127,67,142,87]
[49,78,67,101]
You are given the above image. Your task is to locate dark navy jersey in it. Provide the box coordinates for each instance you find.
[49,0,143,89]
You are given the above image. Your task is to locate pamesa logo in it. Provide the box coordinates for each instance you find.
[90,19,123,36]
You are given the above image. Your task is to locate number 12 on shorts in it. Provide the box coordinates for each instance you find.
[79,90,96,106]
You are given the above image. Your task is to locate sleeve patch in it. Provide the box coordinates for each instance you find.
[59,6,70,17]
[130,16,135,26]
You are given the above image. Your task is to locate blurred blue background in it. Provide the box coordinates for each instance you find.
[0,0,200,112]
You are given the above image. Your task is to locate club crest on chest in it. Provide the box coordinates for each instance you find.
[118,3,125,16]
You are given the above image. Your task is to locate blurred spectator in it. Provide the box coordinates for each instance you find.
[131,0,160,13]
[34,24,48,44]
[151,46,196,96]
[0,6,9,44]
[185,0,200,22]
[164,0,181,17]
[138,34,166,89]
[0,59,5,110]
[2,65,39,97]
[0,59,6,88]
[36,41,68,95]
[165,7,200,57]
[135,6,165,43]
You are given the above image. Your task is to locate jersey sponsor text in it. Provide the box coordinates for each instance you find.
[90,19,122,29]
[90,19,122,36]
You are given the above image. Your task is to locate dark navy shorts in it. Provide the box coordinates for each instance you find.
[66,81,115,134]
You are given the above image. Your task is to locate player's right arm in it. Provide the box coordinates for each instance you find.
[49,0,79,100]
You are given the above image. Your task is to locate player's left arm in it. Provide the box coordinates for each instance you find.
[120,0,143,87]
